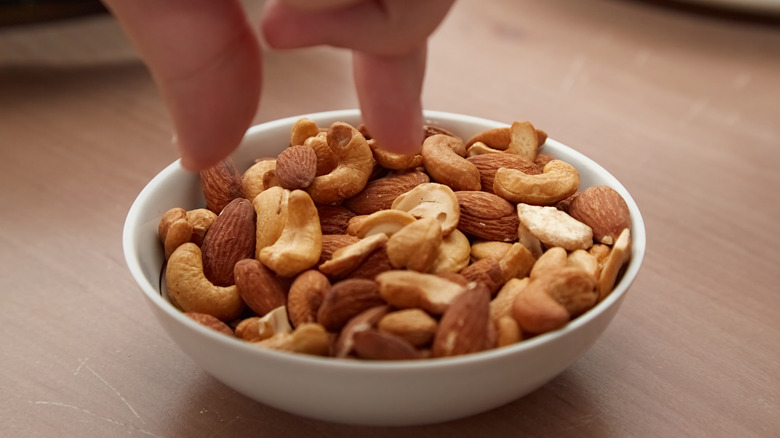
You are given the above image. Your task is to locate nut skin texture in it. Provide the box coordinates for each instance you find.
[568,185,631,245]
[317,279,385,332]
[344,171,430,215]
[166,243,245,322]
[287,270,330,328]
[185,312,236,337]
[421,134,481,191]
[317,205,356,235]
[306,122,375,205]
[433,282,491,358]
[459,257,504,296]
[201,198,257,287]
[234,258,287,316]
[352,329,423,361]
[200,158,245,214]
[275,145,318,190]
[455,191,520,242]
[494,160,580,206]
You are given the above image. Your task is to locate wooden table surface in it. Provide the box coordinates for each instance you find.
[2,0,779,436]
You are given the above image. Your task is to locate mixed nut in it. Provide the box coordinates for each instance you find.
[158,118,632,360]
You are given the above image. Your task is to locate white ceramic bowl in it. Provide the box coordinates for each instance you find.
[123,109,646,426]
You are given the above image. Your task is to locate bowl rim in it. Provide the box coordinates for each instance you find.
[123,109,646,371]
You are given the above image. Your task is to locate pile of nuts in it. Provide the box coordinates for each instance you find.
[158,118,632,360]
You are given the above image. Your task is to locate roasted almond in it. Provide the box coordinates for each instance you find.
[234,258,287,316]
[352,329,422,360]
[287,270,330,328]
[466,153,541,195]
[317,205,356,235]
[455,191,519,242]
[200,158,245,214]
[201,198,256,286]
[568,185,631,245]
[432,282,491,358]
[317,279,385,331]
[275,145,318,190]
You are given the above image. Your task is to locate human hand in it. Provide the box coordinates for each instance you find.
[102,0,455,170]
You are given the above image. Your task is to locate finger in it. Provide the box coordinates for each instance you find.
[262,0,454,56]
[353,46,426,154]
[102,0,261,170]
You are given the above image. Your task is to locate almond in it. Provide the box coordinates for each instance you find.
[455,191,519,242]
[568,185,631,245]
[234,259,287,316]
[275,145,318,190]
[316,279,385,331]
[200,158,245,214]
[317,205,356,235]
[352,329,422,360]
[319,233,389,278]
[344,171,430,215]
[432,282,491,358]
[344,243,393,280]
[287,270,330,328]
[201,198,256,286]
[459,257,504,296]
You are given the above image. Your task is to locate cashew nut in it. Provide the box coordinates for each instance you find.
[289,117,320,146]
[517,203,593,251]
[185,208,217,247]
[421,134,481,191]
[391,183,461,236]
[386,217,443,272]
[306,122,374,204]
[506,121,539,161]
[165,242,244,321]
[598,228,631,300]
[494,159,580,206]
[304,132,339,176]
[158,208,193,259]
[242,159,278,201]
[252,186,289,256]
[319,233,388,278]
[375,270,466,315]
[369,139,423,170]
[259,189,322,277]
[353,209,417,238]
[428,229,471,274]
[257,322,331,356]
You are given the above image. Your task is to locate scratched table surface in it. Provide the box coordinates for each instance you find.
[1,0,779,436]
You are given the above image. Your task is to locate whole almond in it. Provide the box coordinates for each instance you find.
[287,270,330,328]
[200,158,245,214]
[234,258,287,316]
[456,191,519,242]
[568,185,631,245]
[344,171,430,215]
[432,282,491,358]
[467,153,542,195]
[317,279,385,331]
[275,145,318,190]
[201,198,256,286]
[352,329,422,360]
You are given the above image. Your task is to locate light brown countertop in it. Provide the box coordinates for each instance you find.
[2,0,779,436]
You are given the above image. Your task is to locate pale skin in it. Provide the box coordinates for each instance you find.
[101,0,455,170]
